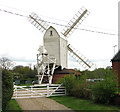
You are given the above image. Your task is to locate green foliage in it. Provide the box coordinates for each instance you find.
[57,77,65,84]
[62,74,91,99]
[5,99,22,111]
[71,82,91,99]
[73,74,91,99]
[81,68,111,79]
[91,68,118,104]
[2,69,13,111]
[13,65,37,83]
[61,68,119,104]
[63,74,75,95]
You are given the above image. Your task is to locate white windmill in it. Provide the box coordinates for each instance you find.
[28,7,96,84]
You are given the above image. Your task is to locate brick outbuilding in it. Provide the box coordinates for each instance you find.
[52,67,80,83]
[111,50,120,87]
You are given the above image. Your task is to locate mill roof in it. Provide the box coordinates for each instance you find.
[111,50,120,62]
[54,68,80,75]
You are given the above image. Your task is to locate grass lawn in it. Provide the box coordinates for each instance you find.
[5,99,22,111]
[50,96,120,111]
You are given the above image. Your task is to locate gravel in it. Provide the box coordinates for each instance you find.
[16,97,73,111]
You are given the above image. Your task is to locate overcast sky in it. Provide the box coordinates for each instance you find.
[0,0,119,70]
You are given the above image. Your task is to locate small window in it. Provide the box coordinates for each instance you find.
[50,31,53,36]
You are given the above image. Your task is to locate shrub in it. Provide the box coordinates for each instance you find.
[2,69,13,111]
[91,68,118,104]
[62,74,91,99]
[71,74,91,99]
[63,74,75,95]
[71,81,86,98]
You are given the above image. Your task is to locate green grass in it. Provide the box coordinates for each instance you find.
[5,99,22,111]
[50,96,120,111]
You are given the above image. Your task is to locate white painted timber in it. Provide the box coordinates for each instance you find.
[43,26,68,68]
[12,84,66,99]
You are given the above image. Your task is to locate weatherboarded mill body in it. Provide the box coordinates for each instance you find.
[43,26,68,68]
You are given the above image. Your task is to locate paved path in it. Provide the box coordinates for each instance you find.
[16,97,73,111]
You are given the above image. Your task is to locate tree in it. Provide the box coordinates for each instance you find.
[2,69,13,111]
[13,65,37,82]
[0,57,14,70]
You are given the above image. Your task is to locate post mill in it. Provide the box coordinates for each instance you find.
[28,7,96,84]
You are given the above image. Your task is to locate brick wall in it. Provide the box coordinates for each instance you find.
[112,61,120,87]
[52,74,71,84]
[52,69,80,84]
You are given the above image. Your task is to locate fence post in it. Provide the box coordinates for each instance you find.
[47,84,49,97]
[65,87,66,96]
[31,86,33,97]
[15,86,17,98]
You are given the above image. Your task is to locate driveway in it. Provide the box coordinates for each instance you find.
[16,97,73,111]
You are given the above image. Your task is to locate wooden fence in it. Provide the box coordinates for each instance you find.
[12,84,66,99]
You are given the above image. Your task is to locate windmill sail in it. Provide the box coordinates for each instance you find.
[67,44,96,70]
[61,7,89,37]
[28,12,49,33]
